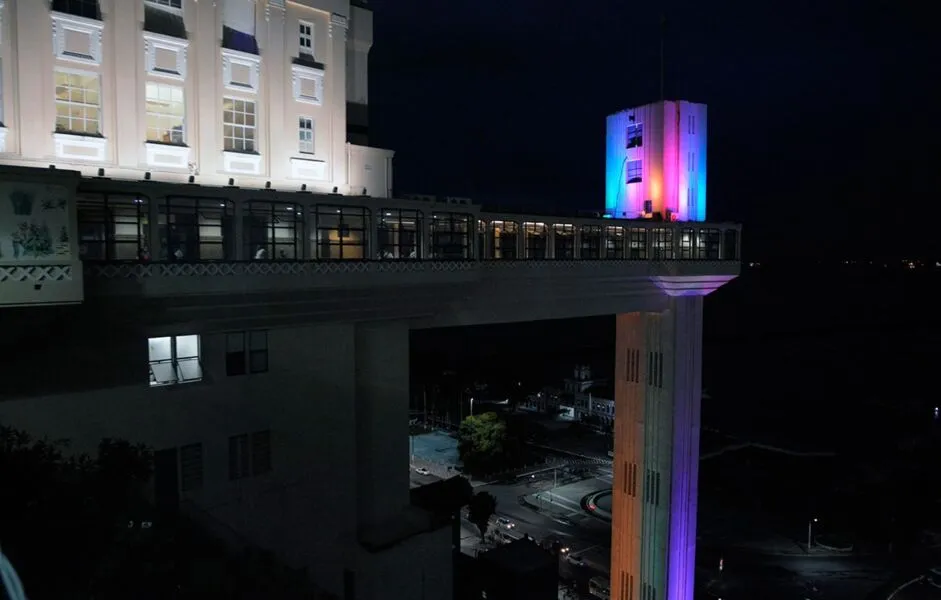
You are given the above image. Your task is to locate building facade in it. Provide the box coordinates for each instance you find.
[0,0,391,197]
[606,101,707,222]
[0,5,739,596]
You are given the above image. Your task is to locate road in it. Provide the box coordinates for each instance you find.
[412,464,899,599]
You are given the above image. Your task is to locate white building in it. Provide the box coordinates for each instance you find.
[0,0,392,197]
[0,6,743,596]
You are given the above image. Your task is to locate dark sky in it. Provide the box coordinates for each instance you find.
[367,1,937,259]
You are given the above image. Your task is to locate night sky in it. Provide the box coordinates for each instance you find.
[367,1,937,260]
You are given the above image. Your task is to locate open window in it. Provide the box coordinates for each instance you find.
[148,335,201,386]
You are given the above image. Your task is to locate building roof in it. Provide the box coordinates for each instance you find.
[479,538,556,573]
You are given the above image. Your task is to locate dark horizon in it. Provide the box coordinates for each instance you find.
[367,1,937,260]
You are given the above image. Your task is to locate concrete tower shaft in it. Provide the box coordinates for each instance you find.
[611,297,703,600]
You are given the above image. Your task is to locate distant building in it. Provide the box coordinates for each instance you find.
[477,538,558,600]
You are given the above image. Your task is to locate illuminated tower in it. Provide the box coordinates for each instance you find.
[605,101,707,222]
[608,100,710,600]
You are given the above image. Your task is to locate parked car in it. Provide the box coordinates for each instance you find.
[414,467,430,476]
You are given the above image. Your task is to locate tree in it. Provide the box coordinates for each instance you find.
[458,412,507,474]
[467,491,497,539]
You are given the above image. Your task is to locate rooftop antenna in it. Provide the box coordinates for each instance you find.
[659,13,666,101]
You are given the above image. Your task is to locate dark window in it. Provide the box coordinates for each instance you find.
[722,229,738,260]
[244,200,303,260]
[626,160,643,184]
[651,228,674,260]
[314,205,369,259]
[553,224,575,259]
[605,226,624,258]
[144,2,186,39]
[249,331,268,373]
[222,27,259,55]
[226,331,268,375]
[378,209,422,259]
[522,222,548,259]
[430,213,471,259]
[491,220,519,259]
[626,123,643,148]
[159,197,235,261]
[228,434,250,480]
[52,0,100,20]
[251,430,272,475]
[229,431,271,480]
[678,228,695,259]
[77,193,149,261]
[629,228,648,259]
[580,225,602,259]
[697,228,721,260]
[226,332,246,376]
[179,443,203,492]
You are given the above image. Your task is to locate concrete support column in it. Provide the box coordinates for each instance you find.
[354,320,410,530]
[611,295,704,600]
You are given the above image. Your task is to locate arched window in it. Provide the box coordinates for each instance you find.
[314,205,370,259]
[378,209,422,259]
[244,200,303,260]
[77,193,149,261]
[159,196,235,261]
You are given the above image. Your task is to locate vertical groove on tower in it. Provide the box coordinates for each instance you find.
[666,297,704,600]
[613,298,704,600]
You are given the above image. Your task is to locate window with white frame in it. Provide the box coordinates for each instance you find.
[298,117,314,154]
[146,82,185,145]
[149,0,182,8]
[299,21,313,55]
[291,64,324,106]
[148,335,202,386]
[222,97,256,152]
[54,70,100,135]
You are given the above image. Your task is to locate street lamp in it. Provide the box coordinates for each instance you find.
[470,397,475,416]
[807,517,818,550]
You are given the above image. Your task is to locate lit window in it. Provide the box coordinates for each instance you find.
[298,117,314,154]
[299,21,313,55]
[626,160,642,184]
[626,123,643,148]
[148,335,202,386]
[146,82,185,145]
[313,206,370,260]
[54,71,100,135]
[222,97,256,152]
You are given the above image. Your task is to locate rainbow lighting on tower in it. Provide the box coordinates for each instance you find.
[605,101,707,222]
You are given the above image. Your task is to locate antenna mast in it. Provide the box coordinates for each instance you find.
[659,13,666,101]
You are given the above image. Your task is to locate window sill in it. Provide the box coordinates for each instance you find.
[222,150,262,175]
[145,142,190,169]
[53,132,107,161]
[290,156,327,180]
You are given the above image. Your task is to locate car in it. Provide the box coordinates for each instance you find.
[414,467,430,476]
[496,517,515,529]
[565,554,585,567]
